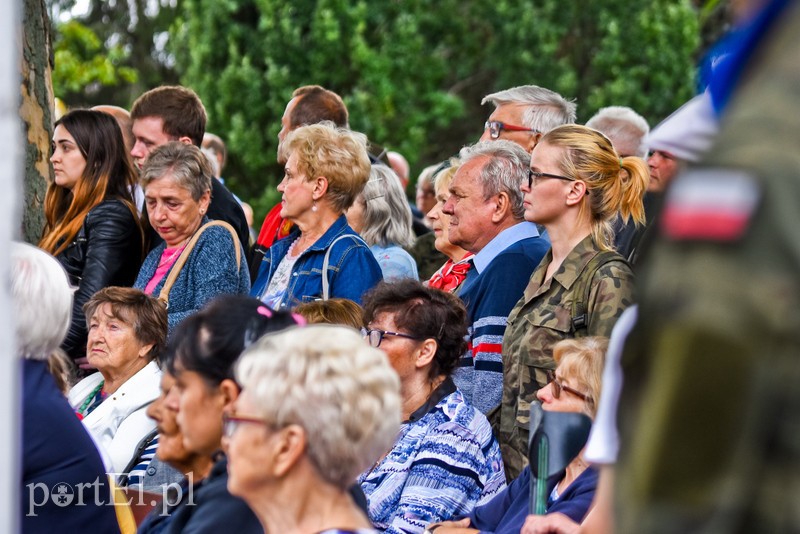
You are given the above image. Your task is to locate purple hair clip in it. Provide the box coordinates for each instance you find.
[257,305,273,318]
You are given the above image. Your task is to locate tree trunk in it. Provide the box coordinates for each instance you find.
[20,0,53,244]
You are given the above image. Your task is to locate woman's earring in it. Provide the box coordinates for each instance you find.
[311,200,318,213]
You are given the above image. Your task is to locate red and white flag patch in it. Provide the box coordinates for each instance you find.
[661,168,761,241]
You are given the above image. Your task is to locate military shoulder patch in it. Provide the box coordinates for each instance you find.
[661,168,761,241]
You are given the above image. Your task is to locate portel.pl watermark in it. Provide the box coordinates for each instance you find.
[26,474,195,517]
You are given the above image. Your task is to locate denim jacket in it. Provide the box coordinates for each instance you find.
[250,215,383,309]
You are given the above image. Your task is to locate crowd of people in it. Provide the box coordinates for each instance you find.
[16,1,799,531]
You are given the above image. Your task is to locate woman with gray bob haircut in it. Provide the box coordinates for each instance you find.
[134,141,249,331]
[347,164,419,281]
[226,325,401,533]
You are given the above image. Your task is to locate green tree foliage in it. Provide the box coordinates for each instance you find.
[170,0,699,219]
[52,20,138,98]
[48,0,181,107]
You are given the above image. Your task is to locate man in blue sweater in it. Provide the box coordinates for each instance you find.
[443,141,550,414]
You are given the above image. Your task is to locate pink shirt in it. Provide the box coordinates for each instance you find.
[144,245,184,295]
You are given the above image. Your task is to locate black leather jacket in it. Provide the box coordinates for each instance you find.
[56,199,143,360]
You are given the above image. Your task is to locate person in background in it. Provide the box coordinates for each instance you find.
[294,298,364,329]
[429,337,606,534]
[134,142,250,331]
[140,295,300,532]
[426,160,473,293]
[347,164,419,281]
[130,85,250,257]
[39,109,143,363]
[415,164,440,226]
[441,141,550,414]
[251,122,382,308]
[360,280,506,533]
[15,242,120,533]
[498,124,647,479]
[227,325,401,534]
[585,106,651,261]
[409,163,449,280]
[67,287,166,481]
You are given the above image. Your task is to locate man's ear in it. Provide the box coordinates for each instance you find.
[178,136,193,146]
[526,132,543,153]
[491,191,512,223]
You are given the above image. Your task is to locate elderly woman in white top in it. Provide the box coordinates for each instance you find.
[347,164,419,281]
[68,286,167,478]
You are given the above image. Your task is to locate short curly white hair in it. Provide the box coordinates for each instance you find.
[235,325,401,489]
[11,242,73,361]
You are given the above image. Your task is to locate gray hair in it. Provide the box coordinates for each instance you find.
[416,163,440,190]
[140,141,213,201]
[586,106,650,158]
[458,140,530,221]
[235,325,401,489]
[482,85,576,133]
[11,242,73,361]
[357,165,415,248]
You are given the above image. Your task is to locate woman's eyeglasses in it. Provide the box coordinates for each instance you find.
[222,412,272,437]
[361,327,422,348]
[545,370,589,401]
[528,169,576,188]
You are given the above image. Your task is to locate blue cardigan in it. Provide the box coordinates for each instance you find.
[250,215,382,308]
[468,465,598,534]
[135,219,250,332]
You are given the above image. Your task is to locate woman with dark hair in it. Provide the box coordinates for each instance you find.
[137,294,300,533]
[359,280,506,533]
[40,109,143,361]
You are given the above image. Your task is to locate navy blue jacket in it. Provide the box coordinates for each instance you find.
[250,215,382,308]
[468,465,598,534]
[22,360,120,534]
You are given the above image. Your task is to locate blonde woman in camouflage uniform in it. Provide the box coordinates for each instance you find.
[496,124,648,479]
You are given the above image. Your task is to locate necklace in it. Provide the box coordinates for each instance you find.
[76,381,105,417]
[158,243,188,269]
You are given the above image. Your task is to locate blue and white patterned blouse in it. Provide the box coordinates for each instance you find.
[358,378,506,533]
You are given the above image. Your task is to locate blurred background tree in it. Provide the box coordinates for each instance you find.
[48,0,723,221]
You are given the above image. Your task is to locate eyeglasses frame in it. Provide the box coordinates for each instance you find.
[485,120,539,140]
[361,327,423,348]
[545,370,589,402]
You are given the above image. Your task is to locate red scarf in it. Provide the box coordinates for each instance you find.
[427,253,474,292]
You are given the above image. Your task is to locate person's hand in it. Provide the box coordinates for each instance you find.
[75,357,97,371]
[521,512,580,534]
[424,517,477,533]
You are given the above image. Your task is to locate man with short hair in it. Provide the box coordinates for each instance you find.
[480,85,577,151]
[442,141,550,413]
[586,105,650,158]
[130,85,250,257]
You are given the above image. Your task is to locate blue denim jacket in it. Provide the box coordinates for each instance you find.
[250,215,383,308]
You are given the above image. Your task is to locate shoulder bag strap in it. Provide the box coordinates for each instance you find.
[571,250,629,335]
[321,233,365,301]
[158,220,241,309]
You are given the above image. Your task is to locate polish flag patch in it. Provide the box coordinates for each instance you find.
[661,168,761,241]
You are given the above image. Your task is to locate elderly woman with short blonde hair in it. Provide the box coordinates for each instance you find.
[226,325,401,534]
[251,122,383,308]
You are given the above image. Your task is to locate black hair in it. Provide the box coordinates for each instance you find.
[162,295,299,388]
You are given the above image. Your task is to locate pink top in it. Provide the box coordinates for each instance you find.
[144,245,185,295]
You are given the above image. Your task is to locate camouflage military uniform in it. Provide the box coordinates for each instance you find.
[616,1,800,532]
[496,235,634,479]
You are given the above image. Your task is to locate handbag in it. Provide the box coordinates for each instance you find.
[157,220,241,309]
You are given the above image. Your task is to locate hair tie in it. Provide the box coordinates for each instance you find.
[291,313,307,326]
[257,305,273,318]
[619,157,624,169]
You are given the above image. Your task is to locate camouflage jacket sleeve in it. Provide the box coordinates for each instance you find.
[586,260,636,337]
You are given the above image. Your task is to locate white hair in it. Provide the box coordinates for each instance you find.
[11,242,73,360]
[586,106,650,158]
[482,84,577,133]
[235,325,401,489]
[357,165,415,248]
[458,140,530,221]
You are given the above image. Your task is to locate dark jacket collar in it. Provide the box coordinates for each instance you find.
[405,376,457,424]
